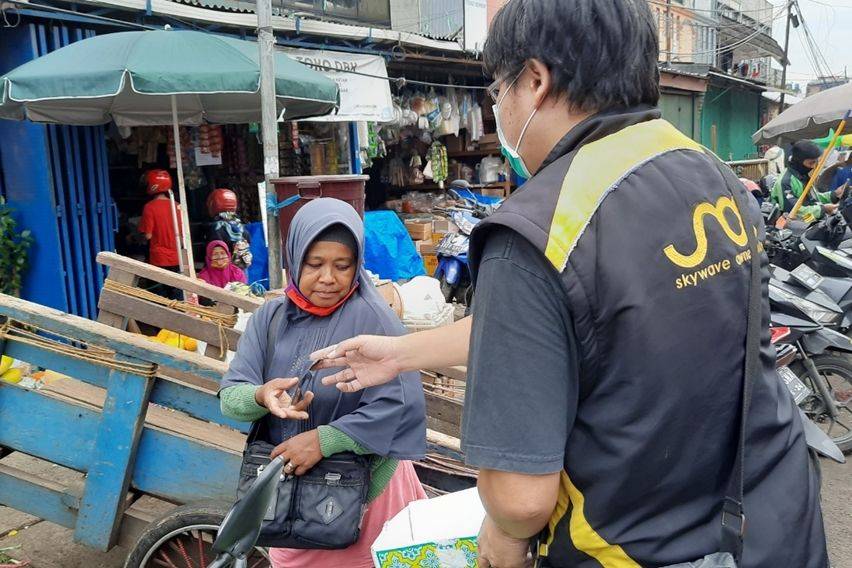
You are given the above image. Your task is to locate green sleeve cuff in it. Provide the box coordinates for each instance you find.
[317,425,371,457]
[220,385,268,422]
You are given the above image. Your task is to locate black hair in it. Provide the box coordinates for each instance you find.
[484,0,661,112]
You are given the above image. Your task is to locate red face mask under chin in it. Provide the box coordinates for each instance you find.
[285,283,359,317]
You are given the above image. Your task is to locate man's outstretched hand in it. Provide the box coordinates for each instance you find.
[310,335,404,393]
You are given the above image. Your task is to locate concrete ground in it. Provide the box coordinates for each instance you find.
[0,456,849,568]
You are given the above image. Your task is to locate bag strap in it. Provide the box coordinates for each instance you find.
[713,159,762,562]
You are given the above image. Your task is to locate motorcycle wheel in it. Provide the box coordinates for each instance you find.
[791,353,852,453]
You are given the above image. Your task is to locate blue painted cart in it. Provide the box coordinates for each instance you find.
[0,254,271,567]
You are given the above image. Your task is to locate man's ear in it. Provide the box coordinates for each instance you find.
[526,58,552,109]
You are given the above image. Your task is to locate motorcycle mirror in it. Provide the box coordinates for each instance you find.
[210,456,286,565]
[798,409,846,464]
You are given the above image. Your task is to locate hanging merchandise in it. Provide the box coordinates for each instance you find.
[167,126,192,169]
[435,88,460,138]
[194,124,224,166]
[427,142,448,186]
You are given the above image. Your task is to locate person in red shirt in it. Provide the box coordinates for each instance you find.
[138,170,184,299]
[138,169,182,268]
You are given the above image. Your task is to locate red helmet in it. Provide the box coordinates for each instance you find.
[207,188,238,217]
[739,177,761,194]
[144,170,172,196]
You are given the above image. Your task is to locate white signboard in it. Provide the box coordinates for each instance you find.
[282,47,395,123]
[464,0,488,54]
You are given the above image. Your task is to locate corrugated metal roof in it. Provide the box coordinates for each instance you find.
[171,0,255,13]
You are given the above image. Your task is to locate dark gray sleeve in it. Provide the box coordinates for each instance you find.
[461,228,578,474]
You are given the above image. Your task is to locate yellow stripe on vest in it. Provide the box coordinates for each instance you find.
[546,471,642,567]
[544,119,705,271]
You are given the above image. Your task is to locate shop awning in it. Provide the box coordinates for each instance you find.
[281,47,394,123]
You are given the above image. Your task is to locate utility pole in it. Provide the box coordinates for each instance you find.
[665,0,672,66]
[257,0,283,290]
[779,0,793,108]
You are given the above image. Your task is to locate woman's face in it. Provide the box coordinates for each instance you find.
[299,240,356,307]
[210,246,230,269]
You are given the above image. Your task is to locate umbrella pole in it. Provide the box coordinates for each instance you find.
[166,190,185,276]
[170,94,197,278]
[788,110,850,221]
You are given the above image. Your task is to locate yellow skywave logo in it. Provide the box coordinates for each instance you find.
[664,196,748,268]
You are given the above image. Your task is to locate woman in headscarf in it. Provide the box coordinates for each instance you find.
[198,240,247,288]
[219,198,427,568]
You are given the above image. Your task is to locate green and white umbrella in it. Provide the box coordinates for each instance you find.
[0,28,339,275]
[0,29,339,125]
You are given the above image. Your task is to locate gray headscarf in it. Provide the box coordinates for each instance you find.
[221,198,426,460]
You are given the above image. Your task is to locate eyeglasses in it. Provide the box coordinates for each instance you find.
[211,254,230,261]
[487,77,502,104]
[486,68,525,104]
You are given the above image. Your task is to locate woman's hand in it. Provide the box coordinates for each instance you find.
[270,430,323,476]
[255,378,314,420]
[311,335,404,393]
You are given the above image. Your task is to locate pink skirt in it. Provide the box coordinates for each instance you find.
[269,460,427,568]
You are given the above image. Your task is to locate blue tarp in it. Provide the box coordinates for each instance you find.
[363,211,426,280]
[245,221,269,287]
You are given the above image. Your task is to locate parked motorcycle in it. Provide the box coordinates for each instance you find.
[433,184,502,305]
[771,311,852,453]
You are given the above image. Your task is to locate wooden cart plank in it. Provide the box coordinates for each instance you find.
[98,288,242,350]
[40,377,246,450]
[0,383,96,472]
[425,366,468,382]
[5,340,246,432]
[0,293,227,381]
[0,464,78,530]
[133,427,241,504]
[424,391,463,438]
[97,267,139,330]
[74,359,154,550]
[0,382,242,506]
[97,252,262,313]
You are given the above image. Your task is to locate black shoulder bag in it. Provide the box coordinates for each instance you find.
[235,303,371,550]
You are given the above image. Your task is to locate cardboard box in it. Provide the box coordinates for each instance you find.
[372,488,484,568]
[432,218,458,234]
[405,219,432,241]
[423,254,438,276]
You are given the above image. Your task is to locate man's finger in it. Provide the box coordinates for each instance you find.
[320,369,353,386]
[336,378,365,393]
[311,356,349,371]
[310,336,366,363]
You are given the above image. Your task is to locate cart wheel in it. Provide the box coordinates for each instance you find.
[124,502,271,568]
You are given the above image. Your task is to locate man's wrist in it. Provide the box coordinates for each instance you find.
[254,384,265,406]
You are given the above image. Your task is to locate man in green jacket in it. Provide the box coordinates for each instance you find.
[771,140,838,221]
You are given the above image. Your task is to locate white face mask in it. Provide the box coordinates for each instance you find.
[493,70,539,179]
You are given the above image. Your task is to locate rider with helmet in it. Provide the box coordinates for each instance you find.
[206,188,252,270]
[771,140,840,222]
[138,169,183,271]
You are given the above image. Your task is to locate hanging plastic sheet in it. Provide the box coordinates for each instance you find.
[364,211,426,281]
[245,221,269,289]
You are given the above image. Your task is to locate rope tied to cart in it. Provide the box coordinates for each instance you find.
[0,320,158,379]
[102,279,238,359]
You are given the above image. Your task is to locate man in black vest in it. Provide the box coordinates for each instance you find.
[313,1,829,566]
